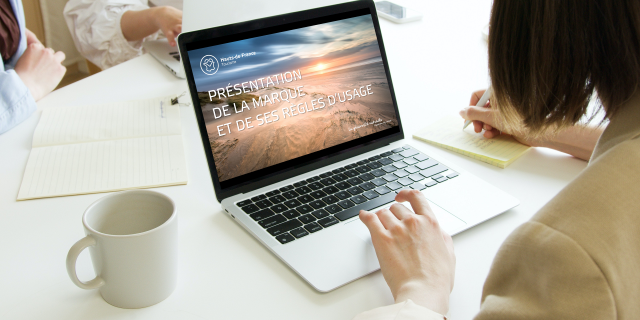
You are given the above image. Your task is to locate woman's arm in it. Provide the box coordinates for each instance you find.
[120,6,182,46]
[460,89,605,161]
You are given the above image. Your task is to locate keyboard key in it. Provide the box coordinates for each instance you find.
[416,158,438,170]
[446,172,459,179]
[375,186,392,195]
[382,165,397,173]
[237,200,252,207]
[386,182,403,190]
[368,155,381,161]
[403,145,411,150]
[319,173,331,178]
[405,166,420,174]
[267,219,303,236]
[312,209,331,219]
[308,182,324,190]
[351,195,367,204]
[359,173,375,181]
[409,173,425,182]
[324,204,342,214]
[335,182,350,190]
[425,179,438,187]
[250,208,275,221]
[296,204,314,215]
[338,199,355,209]
[322,185,339,194]
[265,190,280,197]
[255,200,273,209]
[332,168,344,174]
[356,166,371,173]
[306,176,320,182]
[410,182,426,190]
[371,178,387,186]
[290,227,309,239]
[371,169,386,177]
[380,151,393,157]
[432,174,443,180]
[344,170,359,178]
[270,204,288,213]
[359,182,376,191]
[241,204,260,214]
[366,162,382,169]
[363,190,380,199]
[304,222,323,233]
[334,191,351,200]
[251,195,266,202]
[284,199,302,208]
[268,195,286,204]
[334,192,396,221]
[322,195,339,204]
[420,164,449,178]
[396,187,412,193]
[310,190,327,199]
[332,173,348,181]
[378,158,393,166]
[389,154,404,161]
[394,169,409,177]
[392,147,404,153]
[404,157,418,165]
[347,186,364,195]
[281,190,300,199]
[400,149,419,157]
[279,185,294,192]
[398,178,414,186]
[318,216,339,228]
[393,161,408,169]
[293,181,307,187]
[294,186,312,195]
[297,194,314,203]
[357,160,369,165]
[345,164,357,169]
[382,173,399,182]
[259,215,286,228]
[309,200,326,209]
[319,177,337,186]
[347,177,363,185]
[283,209,301,219]
[414,154,429,161]
[435,176,449,183]
[298,214,316,224]
[275,233,296,244]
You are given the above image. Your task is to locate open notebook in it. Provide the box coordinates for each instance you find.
[413,115,531,168]
[17,96,188,200]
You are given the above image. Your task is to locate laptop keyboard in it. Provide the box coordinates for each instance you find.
[235,145,458,244]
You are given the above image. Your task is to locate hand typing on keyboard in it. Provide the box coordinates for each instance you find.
[359,189,456,316]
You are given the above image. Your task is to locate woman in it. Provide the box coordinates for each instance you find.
[355,1,640,319]
[1,0,66,134]
[64,0,182,70]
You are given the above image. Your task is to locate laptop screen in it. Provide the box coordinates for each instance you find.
[183,7,400,190]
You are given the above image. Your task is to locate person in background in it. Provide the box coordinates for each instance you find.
[1,0,66,134]
[64,0,182,70]
[354,0,640,319]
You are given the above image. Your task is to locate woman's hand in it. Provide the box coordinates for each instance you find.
[121,7,182,47]
[359,190,455,315]
[152,6,182,46]
[14,43,66,101]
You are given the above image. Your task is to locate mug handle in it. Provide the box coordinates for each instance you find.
[66,236,105,289]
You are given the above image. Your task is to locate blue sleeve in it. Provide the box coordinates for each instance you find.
[0,69,37,134]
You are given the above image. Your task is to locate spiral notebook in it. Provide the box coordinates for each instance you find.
[413,115,531,168]
[17,95,188,200]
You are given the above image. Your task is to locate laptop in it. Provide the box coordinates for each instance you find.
[143,39,186,78]
[177,0,519,292]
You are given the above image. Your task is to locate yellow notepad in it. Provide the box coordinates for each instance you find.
[17,95,188,200]
[413,115,531,168]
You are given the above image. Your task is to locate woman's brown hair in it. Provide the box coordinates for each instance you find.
[489,0,640,135]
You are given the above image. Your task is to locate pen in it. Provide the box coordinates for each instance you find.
[463,85,493,129]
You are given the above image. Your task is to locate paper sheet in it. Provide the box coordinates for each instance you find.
[17,96,188,200]
[413,115,531,168]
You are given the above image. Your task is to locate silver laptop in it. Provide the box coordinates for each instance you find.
[143,39,186,78]
[178,0,519,292]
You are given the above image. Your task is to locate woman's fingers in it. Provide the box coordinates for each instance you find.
[359,210,386,235]
[375,207,401,230]
[483,127,501,139]
[395,190,436,220]
[388,203,413,220]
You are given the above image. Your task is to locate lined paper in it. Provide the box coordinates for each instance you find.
[413,115,531,168]
[17,96,187,200]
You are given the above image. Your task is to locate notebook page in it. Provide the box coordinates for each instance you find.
[413,115,530,165]
[32,96,181,147]
[17,136,187,200]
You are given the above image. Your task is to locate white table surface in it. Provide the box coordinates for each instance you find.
[0,1,588,319]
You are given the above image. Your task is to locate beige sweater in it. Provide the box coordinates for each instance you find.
[355,93,640,320]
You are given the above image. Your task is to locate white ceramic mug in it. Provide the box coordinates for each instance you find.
[66,190,178,309]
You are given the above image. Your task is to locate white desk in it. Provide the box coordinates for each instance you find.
[0,1,587,319]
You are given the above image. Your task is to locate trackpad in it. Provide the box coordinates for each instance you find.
[345,219,373,242]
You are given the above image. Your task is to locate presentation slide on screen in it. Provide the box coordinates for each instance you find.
[189,15,398,182]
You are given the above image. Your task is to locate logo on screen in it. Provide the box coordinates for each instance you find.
[200,55,219,75]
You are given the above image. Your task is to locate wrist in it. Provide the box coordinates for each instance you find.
[394,281,450,315]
